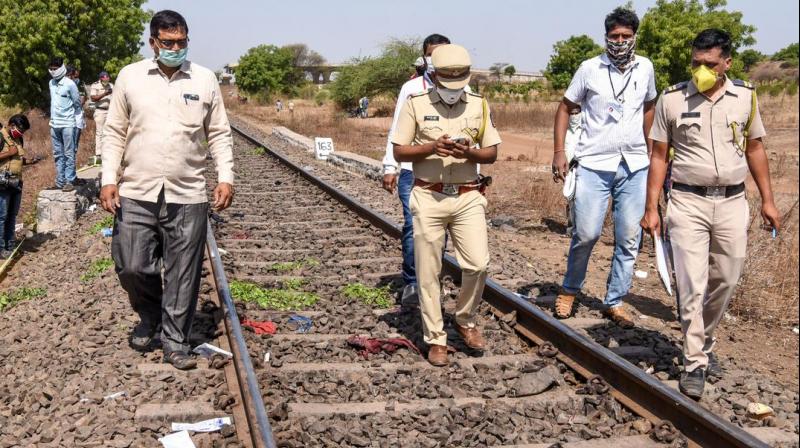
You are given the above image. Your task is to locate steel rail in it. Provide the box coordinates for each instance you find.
[231,123,768,448]
[206,221,277,448]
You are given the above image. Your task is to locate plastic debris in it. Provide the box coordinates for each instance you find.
[171,417,232,433]
[793,327,799,335]
[14,224,23,232]
[645,365,655,374]
[100,227,113,237]
[88,204,97,212]
[192,343,232,359]
[159,430,196,448]
[217,248,229,256]
[634,270,648,279]
[242,319,277,335]
[747,403,775,419]
[103,391,126,400]
[264,352,271,363]
[288,315,313,333]
[346,335,421,359]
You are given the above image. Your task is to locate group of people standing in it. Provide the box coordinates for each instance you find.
[382,7,780,400]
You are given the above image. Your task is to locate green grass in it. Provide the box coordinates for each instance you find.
[0,287,47,312]
[251,147,266,156]
[269,258,319,272]
[89,216,114,234]
[81,258,114,282]
[342,283,393,309]
[229,279,318,311]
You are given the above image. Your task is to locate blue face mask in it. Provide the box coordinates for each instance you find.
[158,48,188,68]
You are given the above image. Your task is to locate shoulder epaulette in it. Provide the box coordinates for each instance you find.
[466,91,483,98]
[408,91,430,99]
[732,79,755,89]
[663,81,689,94]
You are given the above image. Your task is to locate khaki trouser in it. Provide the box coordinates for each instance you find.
[411,187,489,346]
[94,109,108,156]
[667,189,748,372]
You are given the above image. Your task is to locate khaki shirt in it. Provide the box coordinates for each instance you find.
[650,77,765,186]
[101,58,234,204]
[391,90,501,183]
[88,80,114,110]
[0,128,24,176]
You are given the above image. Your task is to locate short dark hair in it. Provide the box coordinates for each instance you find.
[692,28,732,57]
[49,57,63,68]
[605,7,639,34]
[8,114,30,132]
[422,34,450,54]
[150,10,188,37]
[66,65,78,76]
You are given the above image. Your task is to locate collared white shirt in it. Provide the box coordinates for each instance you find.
[101,58,234,204]
[383,74,434,174]
[564,53,657,173]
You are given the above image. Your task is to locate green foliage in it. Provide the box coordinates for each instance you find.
[0,0,150,108]
[251,147,266,156]
[0,287,47,312]
[484,81,545,97]
[637,0,756,91]
[236,45,296,98]
[81,258,114,282]
[229,279,318,311]
[314,89,330,106]
[503,65,517,77]
[269,258,319,272]
[740,49,765,71]
[544,35,604,89]
[89,215,114,234]
[771,43,799,67]
[330,38,419,109]
[342,283,393,309]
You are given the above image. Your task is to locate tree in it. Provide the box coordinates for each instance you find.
[0,0,150,108]
[771,43,799,67]
[740,49,765,71]
[283,43,326,67]
[236,45,295,98]
[544,35,603,89]
[504,65,517,77]
[330,38,419,109]
[637,0,756,91]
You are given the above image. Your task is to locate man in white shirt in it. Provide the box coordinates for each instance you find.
[381,33,451,305]
[551,7,657,327]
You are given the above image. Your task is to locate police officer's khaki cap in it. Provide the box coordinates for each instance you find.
[431,44,471,89]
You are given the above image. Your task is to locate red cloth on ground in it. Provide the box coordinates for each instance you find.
[242,319,277,335]
[346,335,421,359]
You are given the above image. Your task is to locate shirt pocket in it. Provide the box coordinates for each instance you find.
[419,124,443,142]
[676,116,703,147]
[459,114,483,145]
[725,112,749,151]
[176,90,209,129]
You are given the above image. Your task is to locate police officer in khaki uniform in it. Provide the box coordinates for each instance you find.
[392,44,501,366]
[642,29,780,399]
[88,71,113,162]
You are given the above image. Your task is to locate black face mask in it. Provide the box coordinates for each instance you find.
[606,36,637,69]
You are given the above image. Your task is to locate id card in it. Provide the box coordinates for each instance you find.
[607,101,623,122]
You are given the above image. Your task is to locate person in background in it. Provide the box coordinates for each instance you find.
[100,10,234,370]
[66,65,86,163]
[381,33,451,306]
[359,96,369,118]
[641,29,780,399]
[276,99,283,113]
[288,100,295,115]
[0,114,31,259]
[88,71,114,165]
[48,56,82,192]
[563,105,582,237]
[551,7,657,327]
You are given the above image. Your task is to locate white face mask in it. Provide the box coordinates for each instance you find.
[49,65,66,79]
[568,113,581,129]
[437,86,463,105]
[424,56,434,76]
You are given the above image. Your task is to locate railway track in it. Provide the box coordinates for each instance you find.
[198,124,795,447]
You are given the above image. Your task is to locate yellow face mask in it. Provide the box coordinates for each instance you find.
[691,64,720,92]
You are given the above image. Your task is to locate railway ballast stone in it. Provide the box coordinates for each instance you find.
[36,173,99,234]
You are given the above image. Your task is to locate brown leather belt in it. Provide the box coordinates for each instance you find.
[414,178,481,196]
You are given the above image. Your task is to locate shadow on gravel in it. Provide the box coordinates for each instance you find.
[584,323,683,381]
[626,292,677,322]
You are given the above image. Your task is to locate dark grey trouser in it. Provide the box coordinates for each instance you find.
[111,189,208,353]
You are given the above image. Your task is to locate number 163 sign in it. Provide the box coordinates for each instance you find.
[314,137,334,160]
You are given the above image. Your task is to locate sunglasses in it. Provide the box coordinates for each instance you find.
[155,37,189,49]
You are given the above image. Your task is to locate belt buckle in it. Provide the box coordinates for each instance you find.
[707,186,726,199]
[441,183,459,196]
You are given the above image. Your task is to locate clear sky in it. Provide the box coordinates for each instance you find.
[140,0,799,72]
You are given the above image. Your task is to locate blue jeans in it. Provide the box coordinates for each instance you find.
[50,126,76,187]
[0,183,22,250]
[562,160,647,307]
[398,169,416,285]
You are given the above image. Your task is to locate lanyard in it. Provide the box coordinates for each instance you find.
[607,65,633,103]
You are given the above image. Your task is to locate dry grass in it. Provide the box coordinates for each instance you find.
[490,101,559,134]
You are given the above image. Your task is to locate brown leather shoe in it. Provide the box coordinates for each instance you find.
[427,345,448,366]
[554,293,576,319]
[604,306,634,329]
[455,324,486,350]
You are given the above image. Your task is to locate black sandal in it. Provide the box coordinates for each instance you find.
[163,351,197,370]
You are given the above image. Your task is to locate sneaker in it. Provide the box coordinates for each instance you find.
[679,368,706,399]
[163,351,197,370]
[604,305,634,329]
[400,284,418,307]
[707,353,723,378]
[129,321,160,351]
[554,292,576,319]
[61,183,75,192]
